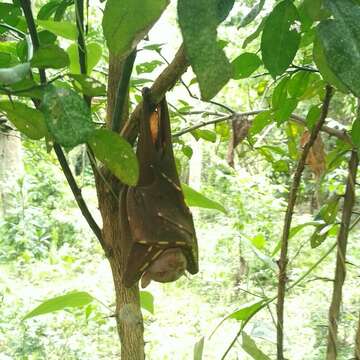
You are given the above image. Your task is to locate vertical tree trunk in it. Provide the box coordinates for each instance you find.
[95,52,145,359]
[355,312,360,360]
[0,130,23,216]
[326,151,359,360]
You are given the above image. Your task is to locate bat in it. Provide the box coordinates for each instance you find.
[121,87,198,288]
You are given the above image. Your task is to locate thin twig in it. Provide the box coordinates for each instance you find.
[276,85,333,360]
[326,150,359,360]
[20,0,104,251]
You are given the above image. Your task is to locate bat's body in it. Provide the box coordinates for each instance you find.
[121,88,198,288]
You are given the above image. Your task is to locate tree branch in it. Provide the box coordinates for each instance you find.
[21,0,104,252]
[173,109,352,145]
[276,85,333,360]
[326,152,359,360]
[121,44,189,142]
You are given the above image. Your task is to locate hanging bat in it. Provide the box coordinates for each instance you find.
[121,87,198,288]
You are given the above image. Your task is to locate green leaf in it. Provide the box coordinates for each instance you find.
[317,0,360,97]
[0,63,30,85]
[37,19,78,40]
[261,0,301,77]
[274,98,298,124]
[23,291,94,320]
[1,79,44,99]
[181,183,227,214]
[229,300,266,321]
[316,194,340,224]
[351,116,360,149]
[249,111,272,138]
[290,221,320,239]
[67,42,102,75]
[69,74,106,97]
[243,17,266,49]
[182,145,193,159]
[232,53,262,79]
[313,35,349,93]
[242,332,271,360]
[193,129,217,143]
[251,234,266,250]
[136,60,163,74]
[0,3,21,30]
[287,71,311,98]
[178,0,233,100]
[31,44,69,69]
[102,0,169,57]
[41,85,94,148]
[194,337,205,360]
[0,101,47,140]
[239,0,265,28]
[272,77,289,109]
[38,30,57,45]
[140,291,154,314]
[88,129,139,186]
[306,105,322,130]
[37,1,61,20]
[0,52,12,68]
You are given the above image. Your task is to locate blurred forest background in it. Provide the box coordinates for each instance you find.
[1,0,360,359]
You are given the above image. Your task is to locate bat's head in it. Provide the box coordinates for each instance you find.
[140,248,187,288]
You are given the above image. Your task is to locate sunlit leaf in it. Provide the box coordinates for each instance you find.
[37,19,78,40]
[287,71,311,99]
[102,0,169,57]
[88,129,139,186]
[182,183,227,214]
[23,291,94,320]
[193,129,217,143]
[67,42,102,75]
[242,332,271,360]
[0,101,47,140]
[194,337,205,360]
[249,111,272,138]
[229,300,267,321]
[140,291,154,314]
[178,0,233,100]
[261,0,301,77]
[41,85,94,147]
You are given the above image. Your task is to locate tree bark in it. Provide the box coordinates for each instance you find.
[0,130,23,216]
[326,150,359,360]
[95,51,145,359]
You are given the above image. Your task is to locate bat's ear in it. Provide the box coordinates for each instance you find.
[141,272,152,288]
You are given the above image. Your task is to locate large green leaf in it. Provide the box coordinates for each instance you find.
[0,101,47,140]
[249,111,272,138]
[67,42,102,75]
[140,291,154,314]
[317,0,360,97]
[0,63,30,85]
[232,53,262,79]
[88,129,139,186]
[41,85,94,148]
[313,36,349,93]
[23,291,94,320]
[31,44,69,69]
[261,0,301,77]
[37,19,78,40]
[178,0,233,101]
[102,0,169,57]
[194,337,205,360]
[181,183,227,214]
[242,332,271,360]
